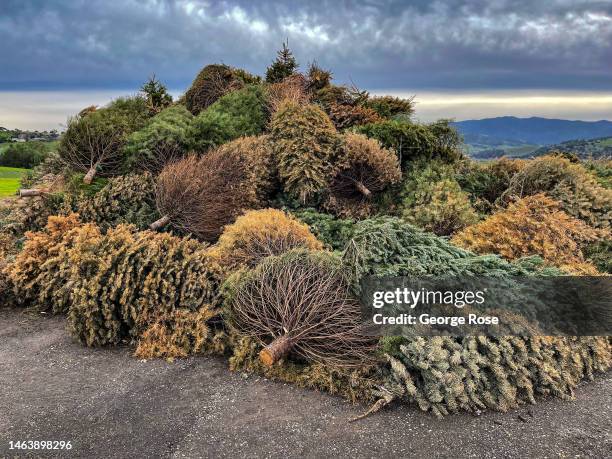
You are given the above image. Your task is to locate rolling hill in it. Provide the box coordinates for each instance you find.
[532,136,612,159]
[452,116,612,158]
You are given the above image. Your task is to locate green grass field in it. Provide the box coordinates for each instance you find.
[0,166,28,197]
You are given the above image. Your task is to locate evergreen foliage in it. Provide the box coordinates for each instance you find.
[0,192,65,240]
[67,173,158,231]
[291,208,356,251]
[123,105,193,173]
[266,73,311,113]
[265,40,299,83]
[134,307,225,359]
[342,216,559,288]
[452,194,604,274]
[341,216,610,416]
[270,101,340,204]
[382,335,611,417]
[0,142,51,169]
[325,133,401,218]
[306,61,332,91]
[140,74,173,114]
[355,120,436,168]
[327,103,382,130]
[502,155,612,230]
[427,119,464,160]
[400,162,477,235]
[364,95,414,119]
[188,85,267,151]
[64,223,220,347]
[6,214,83,314]
[229,335,378,403]
[105,96,152,130]
[455,158,525,213]
[584,239,612,273]
[210,208,323,272]
[59,98,150,181]
[184,64,244,115]
[2,47,610,419]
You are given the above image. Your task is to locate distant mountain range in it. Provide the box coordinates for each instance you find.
[452,116,612,159]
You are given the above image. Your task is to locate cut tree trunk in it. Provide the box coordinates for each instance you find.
[19,189,45,198]
[149,215,171,231]
[354,180,372,199]
[259,335,294,366]
[83,167,97,184]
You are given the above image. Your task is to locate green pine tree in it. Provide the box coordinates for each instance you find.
[140,74,173,114]
[265,40,298,83]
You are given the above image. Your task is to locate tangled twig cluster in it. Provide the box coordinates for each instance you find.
[227,250,377,367]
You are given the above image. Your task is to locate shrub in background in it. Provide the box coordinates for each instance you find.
[501,155,612,230]
[452,194,603,273]
[270,101,340,204]
[224,249,376,367]
[210,208,323,272]
[123,105,193,173]
[0,141,53,169]
[325,133,401,218]
[187,85,267,151]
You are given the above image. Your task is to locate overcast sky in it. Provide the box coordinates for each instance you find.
[1,0,612,129]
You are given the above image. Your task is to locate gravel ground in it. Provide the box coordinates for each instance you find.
[0,308,610,458]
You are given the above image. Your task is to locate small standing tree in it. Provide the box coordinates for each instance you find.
[140,74,173,114]
[265,40,298,83]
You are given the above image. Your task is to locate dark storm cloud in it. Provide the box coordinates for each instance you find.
[1,0,611,91]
